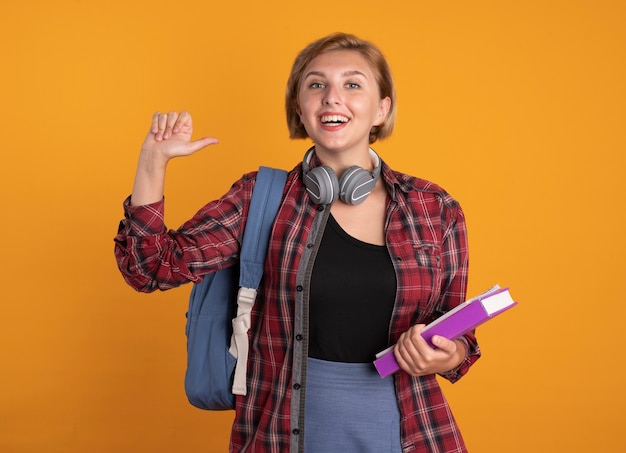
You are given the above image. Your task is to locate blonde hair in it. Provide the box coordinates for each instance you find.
[285,33,397,144]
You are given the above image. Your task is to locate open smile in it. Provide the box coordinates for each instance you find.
[319,114,350,129]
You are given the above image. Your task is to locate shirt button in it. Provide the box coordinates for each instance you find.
[306,243,314,248]
[293,383,301,390]
[295,334,303,341]
[317,205,324,211]
[292,428,300,435]
[296,285,303,291]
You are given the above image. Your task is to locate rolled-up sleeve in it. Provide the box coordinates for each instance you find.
[114,175,252,293]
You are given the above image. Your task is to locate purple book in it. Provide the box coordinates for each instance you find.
[373,286,518,378]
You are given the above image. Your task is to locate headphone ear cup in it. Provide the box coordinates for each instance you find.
[304,166,340,205]
[339,166,377,205]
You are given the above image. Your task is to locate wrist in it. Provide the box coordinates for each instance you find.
[452,339,468,368]
[138,147,169,174]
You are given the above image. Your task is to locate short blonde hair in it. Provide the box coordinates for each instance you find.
[285,33,397,144]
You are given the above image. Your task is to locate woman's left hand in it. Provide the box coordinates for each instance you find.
[394,324,466,377]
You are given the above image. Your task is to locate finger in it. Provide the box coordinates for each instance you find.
[151,112,160,134]
[394,340,423,376]
[155,113,168,141]
[187,137,219,154]
[403,325,437,362]
[412,327,439,361]
[430,335,456,353]
[163,111,179,139]
[405,324,428,350]
[396,332,419,361]
[173,110,192,134]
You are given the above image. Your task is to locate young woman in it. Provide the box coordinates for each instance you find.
[115,32,481,453]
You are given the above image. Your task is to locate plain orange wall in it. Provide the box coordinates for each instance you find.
[1,1,625,452]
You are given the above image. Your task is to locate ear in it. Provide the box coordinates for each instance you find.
[374,96,391,126]
[295,98,302,117]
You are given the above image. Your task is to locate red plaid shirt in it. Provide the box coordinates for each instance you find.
[115,159,480,453]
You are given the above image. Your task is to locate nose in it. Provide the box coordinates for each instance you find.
[322,85,340,105]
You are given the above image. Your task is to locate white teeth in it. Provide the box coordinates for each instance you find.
[321,114,348,124]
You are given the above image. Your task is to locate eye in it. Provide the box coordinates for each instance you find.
[309,82,325,89]
[346,82,360,89]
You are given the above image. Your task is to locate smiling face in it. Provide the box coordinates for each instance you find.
[296,50,391,158]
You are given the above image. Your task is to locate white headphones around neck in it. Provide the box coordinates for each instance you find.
[301,147,382,205]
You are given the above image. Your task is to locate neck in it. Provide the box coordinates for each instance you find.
[312,145,376,177]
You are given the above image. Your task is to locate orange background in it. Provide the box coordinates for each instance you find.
[1,1,625,452]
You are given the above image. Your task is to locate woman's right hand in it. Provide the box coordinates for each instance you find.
[142,110,219,162]
[131,111,218,206]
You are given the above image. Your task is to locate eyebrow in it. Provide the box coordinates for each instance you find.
[303,70,368,79]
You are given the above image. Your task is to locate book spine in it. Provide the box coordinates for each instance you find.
[420,301,488,347]
[373,350,400,378]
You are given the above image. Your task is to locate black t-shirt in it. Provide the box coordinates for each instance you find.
[308,215,397,363]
